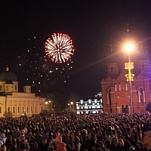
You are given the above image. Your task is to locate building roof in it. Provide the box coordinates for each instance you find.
[0,67,17,81]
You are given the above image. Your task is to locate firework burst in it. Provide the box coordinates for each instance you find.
[45,33,74,63]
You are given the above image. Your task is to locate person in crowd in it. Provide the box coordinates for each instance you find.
[0,113,151,150]
[0,145,7,151]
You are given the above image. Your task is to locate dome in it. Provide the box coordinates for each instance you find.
[0,67,17,81]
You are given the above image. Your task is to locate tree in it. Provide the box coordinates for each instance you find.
[67,92,79,112]
[41,92,68,113]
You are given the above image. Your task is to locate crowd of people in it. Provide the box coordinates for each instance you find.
[0,113,151,151]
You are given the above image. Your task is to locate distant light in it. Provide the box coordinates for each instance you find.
[124,43,135,53]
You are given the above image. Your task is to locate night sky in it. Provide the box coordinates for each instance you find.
[1,0,151,99]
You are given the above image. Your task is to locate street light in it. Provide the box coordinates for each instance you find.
[124,42,135,114]
[68,102,74,111]
[45,100,52,111]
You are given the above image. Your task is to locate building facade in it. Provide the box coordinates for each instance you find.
[76,96,103,114]
[0,67,46,117]
[101,48,151,114]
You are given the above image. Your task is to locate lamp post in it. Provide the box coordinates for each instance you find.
[48,100,52,111]
[70,102,73,111]
[68,101,74,112]
[45,100,52,112]
[124,43,135,114]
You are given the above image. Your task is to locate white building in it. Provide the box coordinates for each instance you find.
[0,67,46,117]
[76,98,103,114]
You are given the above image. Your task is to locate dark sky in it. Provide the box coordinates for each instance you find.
[1,0,151,99]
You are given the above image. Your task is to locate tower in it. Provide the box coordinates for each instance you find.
[101,44,151,114]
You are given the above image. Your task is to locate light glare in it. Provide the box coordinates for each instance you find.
[124,43,135,53]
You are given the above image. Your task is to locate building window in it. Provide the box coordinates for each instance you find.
[13,107,15,113]
[115,85,117,91]
[139,88,145,102]
[88,99,91,103]
[18,107,20,113]
[80,100,83,104]
[31,107,33,113]
[0,85,2,91]
[27,107,28,113]
[0,107,1,113]
[8,107,10,112]
[107,89,112,105]
[119,84,121,91]
[35,107,37,112]
[94,99,97,103]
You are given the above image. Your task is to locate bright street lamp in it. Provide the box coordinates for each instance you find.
[124,42,135,114]
[68,102,74,111]
[124,43,135,53]
[45,100,52,111]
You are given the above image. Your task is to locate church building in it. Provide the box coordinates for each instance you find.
[101,46,151,114]
[0,67,46,117]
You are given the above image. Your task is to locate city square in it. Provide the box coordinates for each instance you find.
[0,1,151,151]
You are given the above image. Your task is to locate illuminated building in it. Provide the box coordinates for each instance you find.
[76,93,103,114]
[101,46,151,114]
[0,67,46,117]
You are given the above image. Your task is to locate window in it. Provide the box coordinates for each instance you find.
[0,107,1,113]
[88,99,91,103]
[0,85,2,91]
[18,107,20,113]
[27,107,28,113]
[119,84,121,91]
[13,107,15,113]
[115,85,117,91]
[139,88,145,103]
[8,107,10,112]
[94,99,97,103]
[80,100,83,104]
